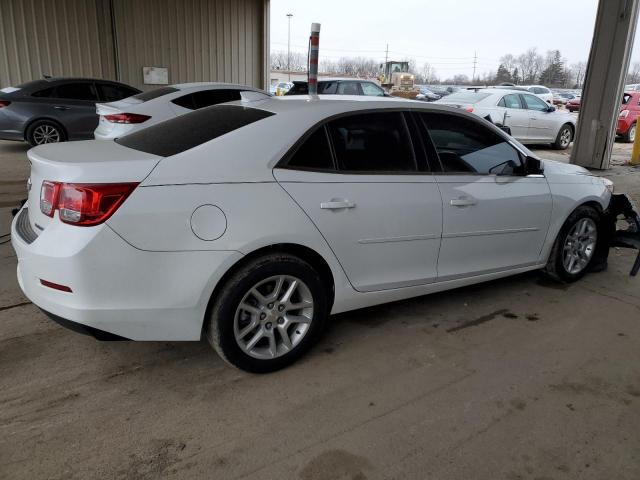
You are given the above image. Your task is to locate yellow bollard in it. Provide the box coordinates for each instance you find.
[631,123,640,165]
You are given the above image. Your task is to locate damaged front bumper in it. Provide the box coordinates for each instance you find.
[605,194,640,276]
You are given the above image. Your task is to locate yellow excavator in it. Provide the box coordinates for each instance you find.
[379,61,418,99]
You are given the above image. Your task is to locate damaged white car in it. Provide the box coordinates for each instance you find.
[11,96,640,372]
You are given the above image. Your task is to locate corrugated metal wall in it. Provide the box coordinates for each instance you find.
[113,0,267,90]
[0,0,268,90]
[0,0,116,88]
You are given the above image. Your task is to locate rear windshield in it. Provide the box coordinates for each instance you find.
[131,87,179,102]
[116,104,274,157]
[440,92,491,104]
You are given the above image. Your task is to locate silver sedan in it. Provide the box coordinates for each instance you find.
[435,88,577,149]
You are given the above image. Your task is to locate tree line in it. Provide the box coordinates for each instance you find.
[271,48,640,88]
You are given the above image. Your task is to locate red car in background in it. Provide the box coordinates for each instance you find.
[618,92,640,142]
[566,97,581,112]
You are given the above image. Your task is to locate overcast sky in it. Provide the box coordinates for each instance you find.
[270,0,640,79]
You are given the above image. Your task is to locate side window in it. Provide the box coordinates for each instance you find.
[421,113,523,175]
[360,82,384,97]
[318,82,337,94]
[31,87,55,98]
[287,127,335,171]
[522,94,549,111]
[337,82,361,95]
[191,89,242,109]
[98,83,135,102]
[54,82,99,101]
[171,93,196,109]
[501,94,522,109]
[327,112,416,172]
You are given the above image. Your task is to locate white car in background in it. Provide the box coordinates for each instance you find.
[436,89,576,149]
[12,96,624,373]
[94,82,270,139]
[522,85,554,104]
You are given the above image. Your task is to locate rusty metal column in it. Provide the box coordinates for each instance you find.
[308,23,321,95]
[571,0,640,169]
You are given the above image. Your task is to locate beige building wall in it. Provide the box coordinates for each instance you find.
[0,0,269,90]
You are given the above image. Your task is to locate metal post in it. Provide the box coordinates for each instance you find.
[286,13,293,82]
[308,23,321,95]
[631,125,640,165]
[570,0,640,169]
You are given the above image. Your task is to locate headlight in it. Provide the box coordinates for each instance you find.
[602,178,615,193]
[619,109,629,118]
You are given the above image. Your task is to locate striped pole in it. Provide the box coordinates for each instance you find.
[308,23,321,95]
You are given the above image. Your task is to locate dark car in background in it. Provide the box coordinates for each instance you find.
[285,78,388,97]
[0,77,140,146]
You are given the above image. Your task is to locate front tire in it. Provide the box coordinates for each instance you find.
[205,253,329,373]
[544,206,601,283]
[26,120,66,146]
[552,124,573,150]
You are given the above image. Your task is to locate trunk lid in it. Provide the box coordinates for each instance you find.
[26,140,161,231]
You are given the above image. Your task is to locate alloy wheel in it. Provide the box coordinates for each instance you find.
[560,127,572,148]
[562,218,597,275]
[234,275,314,360]
[32,124,61,144]
[630,124,636,143]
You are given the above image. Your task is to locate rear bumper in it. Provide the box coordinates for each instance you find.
[11,207,243,340]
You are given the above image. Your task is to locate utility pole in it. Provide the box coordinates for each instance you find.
[287,13,293,82]
[385,43,389,65]
[472,51,477,83]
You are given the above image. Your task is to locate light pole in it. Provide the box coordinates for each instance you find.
[287,13,293,82]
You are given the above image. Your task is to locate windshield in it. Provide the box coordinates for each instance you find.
[439,92,491,104]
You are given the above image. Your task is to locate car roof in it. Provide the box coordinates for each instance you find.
[292,78,375,85]
[172,82,264,91]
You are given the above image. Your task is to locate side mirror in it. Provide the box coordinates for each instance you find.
[546,105,556,112]
[524,155,544,175]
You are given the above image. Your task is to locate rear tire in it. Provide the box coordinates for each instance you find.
[544,205,601,283]
[26,120,66,146]
[205,253,329,373]
[552,124,573,150]
[622,122,636,143]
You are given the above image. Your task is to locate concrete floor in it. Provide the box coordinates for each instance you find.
[1,139,639,480]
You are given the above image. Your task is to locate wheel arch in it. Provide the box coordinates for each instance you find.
[201,243,336,336]
[24,117,68,142]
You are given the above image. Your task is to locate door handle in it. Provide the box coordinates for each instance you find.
[530,117,537,120]
[505,113,511,118]
[450,197,477,207]
[320,200,355,210]
[53,105,71,110]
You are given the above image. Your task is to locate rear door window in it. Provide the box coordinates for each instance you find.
[286,127,335,171]
[31,87,55,98]
[318,82,337,94]
[327,112,416,172]
[498,94,522,109]
[116,105,274,157]
[336,82,362,95]
[54,82,99,101]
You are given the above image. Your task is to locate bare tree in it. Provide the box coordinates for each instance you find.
[516,47,544,84]
[627,61,640,84]
[270,50,307,72]
[419,62,439,84]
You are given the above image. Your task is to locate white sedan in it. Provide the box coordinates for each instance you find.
[94,82,270,140]
[436,89,577,149]
[11,96,630,372]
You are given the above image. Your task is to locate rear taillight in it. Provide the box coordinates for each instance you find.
[39,181,138,226]
[40,180,60,217]
[103,113,151,124]
[464,106,474,113]
[0,100,10,108]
